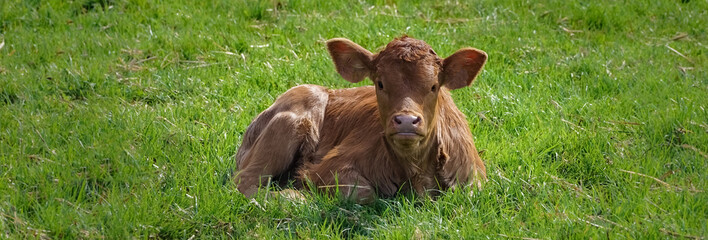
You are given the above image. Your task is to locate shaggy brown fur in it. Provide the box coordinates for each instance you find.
[235,36,487,203]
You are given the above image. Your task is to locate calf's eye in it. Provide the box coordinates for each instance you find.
[431,85,437,92]
[377,81,384,90]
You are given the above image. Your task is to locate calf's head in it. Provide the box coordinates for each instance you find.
[327,36,487,150]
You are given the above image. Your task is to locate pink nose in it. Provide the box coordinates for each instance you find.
[393,115,421,131]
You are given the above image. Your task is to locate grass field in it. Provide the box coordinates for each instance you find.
[1,0,707,238]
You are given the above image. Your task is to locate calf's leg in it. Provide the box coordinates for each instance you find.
[301,167,376,204]
[235,85,328,198]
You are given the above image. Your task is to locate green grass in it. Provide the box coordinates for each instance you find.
[1,0,707,238]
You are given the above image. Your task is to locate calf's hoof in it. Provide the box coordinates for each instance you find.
[277,189,307,203]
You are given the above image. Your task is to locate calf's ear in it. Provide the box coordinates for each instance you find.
[326,38,374,83]
[441,48,487,90]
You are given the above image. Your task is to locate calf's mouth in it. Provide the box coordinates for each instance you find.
[387,129,426,146]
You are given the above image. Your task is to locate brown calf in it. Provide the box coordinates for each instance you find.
[235,36,487,203]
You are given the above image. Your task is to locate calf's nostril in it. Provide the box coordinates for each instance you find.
[394,116,403,124]
[393,115,421,127]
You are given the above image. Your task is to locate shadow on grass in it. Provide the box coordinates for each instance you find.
[225,176,422,238]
